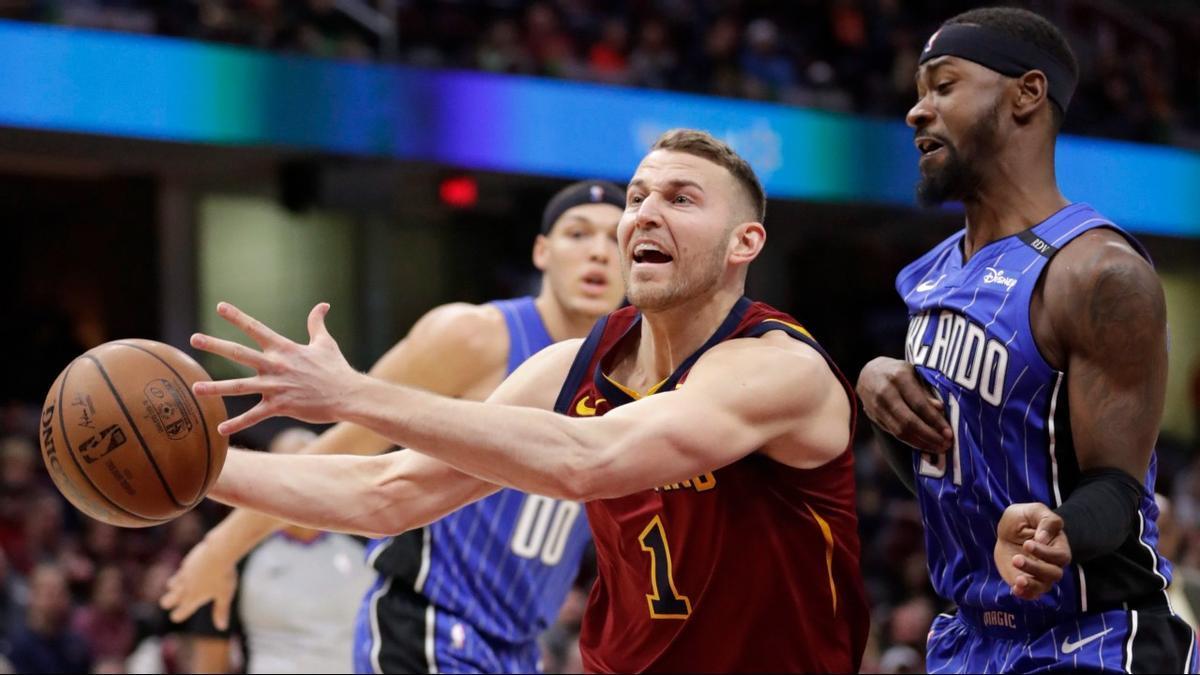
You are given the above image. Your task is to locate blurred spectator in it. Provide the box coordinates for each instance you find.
[9,0,1200,148]
[2,563,91,674]
[71,565,136,663]
[740,18,796,100]
[588,17,629,83]
[0,548,27,651]
[628,17,677,89]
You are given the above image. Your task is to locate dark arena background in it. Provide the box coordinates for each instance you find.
[1,1,1199,673]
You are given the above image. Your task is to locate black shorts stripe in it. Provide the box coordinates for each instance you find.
[1126,604,1196,673]
[369,581,432,674]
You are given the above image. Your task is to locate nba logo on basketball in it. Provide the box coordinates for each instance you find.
[145,379,194,439]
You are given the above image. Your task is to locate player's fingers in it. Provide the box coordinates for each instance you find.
[1023,539,1072,566]
[217,404,275,436]
[885,398,951,453]
[1035,512,1064,543]
[1012,553,1064,584]
[216,302,288,349]
[193,377,263,398]
[190,333,273,372]
[168,594,205,624]
[894,377,953,448]
[306,302,332,343]
[213,593,232,632]
[159,584,179,610]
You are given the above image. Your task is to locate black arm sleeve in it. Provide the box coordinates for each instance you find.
[871,422,917,496]
[1053,467,1144,564]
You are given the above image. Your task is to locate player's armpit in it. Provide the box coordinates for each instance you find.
[572,335,851,499]
[1043,230,1166,478]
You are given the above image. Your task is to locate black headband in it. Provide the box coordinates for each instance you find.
[541,180,626,234]
[919,23,1076,113]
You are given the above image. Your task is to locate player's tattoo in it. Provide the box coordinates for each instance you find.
[1066,242,1167,475]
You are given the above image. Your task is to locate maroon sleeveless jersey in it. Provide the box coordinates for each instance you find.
[554,297,869,672]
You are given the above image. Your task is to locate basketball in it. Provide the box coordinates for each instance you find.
[38,339,228,528]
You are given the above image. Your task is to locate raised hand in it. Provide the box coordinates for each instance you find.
[191,302,362,435]
[994,502,1072,600]
[856,357,953,453]
[160,538,239,629]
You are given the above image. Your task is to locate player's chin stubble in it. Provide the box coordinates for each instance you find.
[916,102,1001,207]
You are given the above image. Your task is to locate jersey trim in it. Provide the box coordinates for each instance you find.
[804,503,838,615]
[424,604,438,674]
[414,527,432,593]
[553,315,610,415]
[369,576,393,674]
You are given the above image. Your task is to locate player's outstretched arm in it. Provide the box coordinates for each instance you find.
[195,322,573,536]
[192,301,850,500]
[161,303,506,626]
[996,230,1167,600]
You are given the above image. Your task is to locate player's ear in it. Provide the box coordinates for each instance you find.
[532,234,550,272]
[1012,70,1049,125]
[728,221,766,265]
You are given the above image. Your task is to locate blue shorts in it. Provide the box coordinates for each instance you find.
[928,596,1198,673]
[352,575,543,674]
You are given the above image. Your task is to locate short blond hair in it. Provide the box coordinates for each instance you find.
[651,129,766,223]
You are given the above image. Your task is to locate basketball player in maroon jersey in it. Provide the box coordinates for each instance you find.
[188,129,869,671]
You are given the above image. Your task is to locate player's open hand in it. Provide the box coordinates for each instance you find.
[995,502,1072,601]
[191,302,362,435]
[160,537,239,630]
[856,357,953,453]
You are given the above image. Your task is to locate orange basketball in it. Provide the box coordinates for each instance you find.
[39,339,228,527]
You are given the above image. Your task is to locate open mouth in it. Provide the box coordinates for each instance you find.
[581,272,609,292]
[916,136,946,159]
[632,242,674,265]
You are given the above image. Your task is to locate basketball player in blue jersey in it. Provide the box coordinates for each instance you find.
[857,7,1198,672]
[160,180,626,673]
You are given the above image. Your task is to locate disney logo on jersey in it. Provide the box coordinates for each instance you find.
[982,267,1018,289]
[905,309,1009,406]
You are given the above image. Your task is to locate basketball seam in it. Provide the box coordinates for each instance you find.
[112,341,215,507]
[84,354,186,509]
[57,359,173,523]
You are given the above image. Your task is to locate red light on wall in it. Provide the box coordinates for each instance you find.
[439,175,478,208]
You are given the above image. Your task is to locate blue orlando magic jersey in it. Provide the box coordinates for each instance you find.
[897,203,1171,629]
[365,297,592,644]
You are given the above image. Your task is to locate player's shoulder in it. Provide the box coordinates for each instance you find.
[407,302,509,359]
[1044,227,1160,310]
[698,330,831,384]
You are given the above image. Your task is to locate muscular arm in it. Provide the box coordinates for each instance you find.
[332,332,849,501]
[161,304,509,623]
[1047,231,1167,478]
[203,304,508,538]
[996,230,1168,597]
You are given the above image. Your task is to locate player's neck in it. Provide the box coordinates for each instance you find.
[534,294,604,341]
[623,287,743,388]
[961,156,1068,261]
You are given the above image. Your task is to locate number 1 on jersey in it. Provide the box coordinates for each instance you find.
[638,516,692,619]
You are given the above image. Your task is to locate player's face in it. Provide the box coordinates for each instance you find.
[908,57,1008,206]
[618,150,744,311]
[535,203,624,318]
